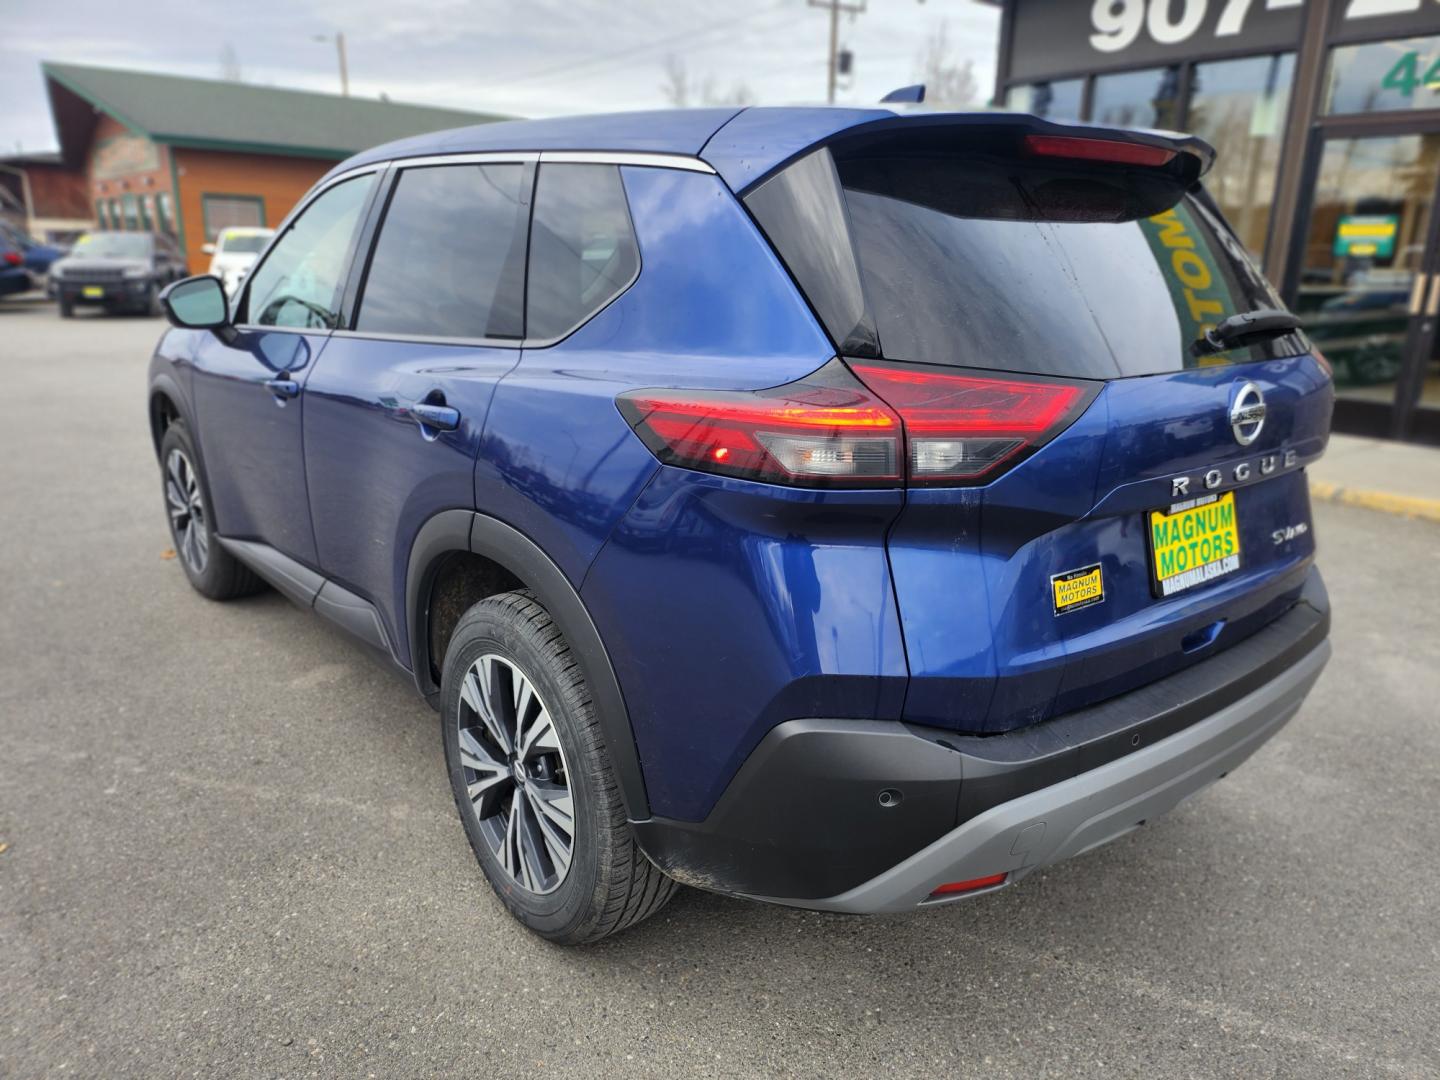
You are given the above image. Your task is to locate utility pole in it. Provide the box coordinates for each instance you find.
[808,0,865,105]
[314,32,349,96]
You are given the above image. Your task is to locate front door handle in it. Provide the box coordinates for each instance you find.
[265,378,300,400]
[412,402,460,432]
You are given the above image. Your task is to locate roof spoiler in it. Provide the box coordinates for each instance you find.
[702,108,1216,195]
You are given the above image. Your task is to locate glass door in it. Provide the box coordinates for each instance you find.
[1293,131,1440,441]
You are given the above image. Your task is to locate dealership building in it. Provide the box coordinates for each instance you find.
[988,0,1440,444]
[32,62,507,276]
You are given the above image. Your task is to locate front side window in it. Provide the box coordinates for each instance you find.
[243,175,373,329]
[526,164,640,342]
[356,163,528,340]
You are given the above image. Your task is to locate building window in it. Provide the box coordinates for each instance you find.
[1326,35,1440,115]
[1091,66,1182,129]
[1006,79,1084,121]
[108,199,121,230]
[139,194,153,232]
[202,194,265,242]
[122,194,139,230]
[1188,53,1296,259]
[94,199,107,230]
[156,192,174,236]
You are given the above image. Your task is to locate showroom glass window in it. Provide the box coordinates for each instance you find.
[1006,79,1084,121]
[357,163,529,340]
[1090,66,1181,129]
[1188,53,1295,259]
[1327,35,1440,115]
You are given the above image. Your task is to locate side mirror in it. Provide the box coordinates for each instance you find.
[202,242,216,255]
[160,275,232,335]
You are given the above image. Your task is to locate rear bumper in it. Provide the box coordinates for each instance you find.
[633,566,1330,911]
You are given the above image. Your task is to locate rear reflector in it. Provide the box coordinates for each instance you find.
[850,363,1091,484]
[618,360,1093,488]
[1023,134,1177,168]
[930,872,1008,898]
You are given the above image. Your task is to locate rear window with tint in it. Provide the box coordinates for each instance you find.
[526,164,640,342]
[749,144,1305,378]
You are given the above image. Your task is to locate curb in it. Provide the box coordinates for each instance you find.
[1310,480,1440,524]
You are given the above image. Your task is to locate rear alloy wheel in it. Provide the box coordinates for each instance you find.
[442,591,676,943]
[457,654,575,894]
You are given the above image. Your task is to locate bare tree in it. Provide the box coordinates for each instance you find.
[660,54,756,108]
[915,22,977,108]
[219,42,243,82]
[660,54,692,107]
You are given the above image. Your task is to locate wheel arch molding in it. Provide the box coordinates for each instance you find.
[406,509,651,819]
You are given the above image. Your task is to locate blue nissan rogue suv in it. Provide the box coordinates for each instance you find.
[149,107,1333,943]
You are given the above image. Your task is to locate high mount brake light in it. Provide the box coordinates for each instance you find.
[618,360,1092,488]
[1023,134,1177,168]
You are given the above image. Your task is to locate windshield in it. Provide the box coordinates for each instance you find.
[748,145,1307,378]
[72,233,152,259]
[219,233,269,254]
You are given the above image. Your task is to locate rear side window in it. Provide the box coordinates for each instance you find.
[748,140,1305,378]
[526,164,639,342]
[357,163,529,340]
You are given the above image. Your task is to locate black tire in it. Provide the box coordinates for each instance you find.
[158,421,264,600]
[441,591,676,944]
[58,297,73,318]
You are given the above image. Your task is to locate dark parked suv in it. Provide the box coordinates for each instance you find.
[148,107,1332,943]
[54,230,185,316]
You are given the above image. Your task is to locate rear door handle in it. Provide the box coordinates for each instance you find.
[264,378,300,400]
[412,402,460,432]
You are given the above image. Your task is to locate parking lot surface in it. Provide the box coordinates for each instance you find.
[2,297,1438,1079]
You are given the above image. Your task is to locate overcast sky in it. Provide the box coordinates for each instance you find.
[2,0,1000,154]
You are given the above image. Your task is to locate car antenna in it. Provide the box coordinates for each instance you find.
[880,84,925,104]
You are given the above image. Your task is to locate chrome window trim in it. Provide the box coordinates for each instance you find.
[330,328,522,349]
[537,150,715,173]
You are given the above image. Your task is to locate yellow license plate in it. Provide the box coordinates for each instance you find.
[82,285,105,298]
[1148,492,1241,597]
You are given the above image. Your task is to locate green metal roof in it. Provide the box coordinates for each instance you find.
[43,61,512,164]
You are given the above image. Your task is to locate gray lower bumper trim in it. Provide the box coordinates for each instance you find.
[752,638,1331,914]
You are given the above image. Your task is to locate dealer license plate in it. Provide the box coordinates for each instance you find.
[1148,492,1241,598]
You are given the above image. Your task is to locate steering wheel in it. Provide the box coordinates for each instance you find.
[256,294,332,329]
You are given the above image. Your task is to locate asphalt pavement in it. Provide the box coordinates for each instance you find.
[2,296,1438,1079]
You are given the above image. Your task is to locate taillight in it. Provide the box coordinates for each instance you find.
[850,362,1092,484]
[2,251,20,267]
[1023,134,1177,168]
[617,359,902,488]
[618,360,1093,488]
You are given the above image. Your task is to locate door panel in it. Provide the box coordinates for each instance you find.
[302,337,517,667]
[191,327,327,565]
